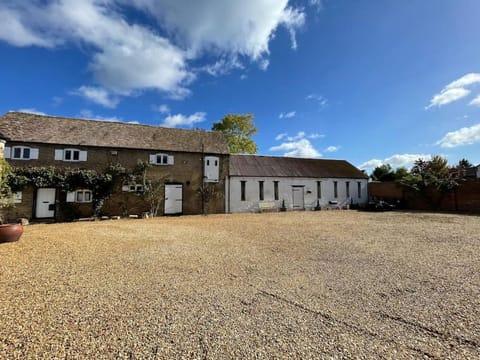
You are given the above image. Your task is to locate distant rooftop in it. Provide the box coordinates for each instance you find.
[0,112,228,154]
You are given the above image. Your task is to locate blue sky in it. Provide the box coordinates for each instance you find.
[1,0,479,171]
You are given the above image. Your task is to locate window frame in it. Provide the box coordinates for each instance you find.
[75,189,93,203]
[259,181,264,201]
[346,181,350,198]
[273,181,279,201]
[11,146,32,160]
[240,181,246,201]
[333,181,338,198]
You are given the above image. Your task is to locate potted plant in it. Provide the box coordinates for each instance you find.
[0,158,23,243]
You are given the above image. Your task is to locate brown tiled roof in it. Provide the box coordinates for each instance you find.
[0,112,228,154]
[229,155,368,179]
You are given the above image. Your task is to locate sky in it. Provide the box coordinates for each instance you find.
[1,0,479,172]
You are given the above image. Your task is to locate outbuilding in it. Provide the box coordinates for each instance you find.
[226,154,368,213]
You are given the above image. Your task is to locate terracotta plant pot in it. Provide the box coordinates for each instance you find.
[0,223,24,243]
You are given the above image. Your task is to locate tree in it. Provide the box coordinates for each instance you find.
[458,158,473,168]
[400,155,458,208]
[394,167,409,181]
[212,113,258,154]
[135,160,169,217]
[370,164,395,181]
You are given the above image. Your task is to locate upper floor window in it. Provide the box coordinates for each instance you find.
[204,156,219,182]
[4,146,39,160]
[149,153,174,165]
[55,148,87,162]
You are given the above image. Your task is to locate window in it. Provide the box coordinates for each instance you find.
[317,181,322,199]
[274,181,279,201]
[240,181,246,201]
[122,184,144,193]
[346,181,350,198]
[204,156,219,182]
[67,189,93,203]
[334,181,338,198]
[7,146,38,160]
[13,191,22,204]
[357,182,362,198]
[259,181,264,201]
[55,148,87,162]
[149,153,173,165]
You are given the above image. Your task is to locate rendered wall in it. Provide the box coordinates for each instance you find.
[227,177,368,213]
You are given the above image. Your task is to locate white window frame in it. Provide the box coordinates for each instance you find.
[66,189,93,203]
[55,148,87,162]
[6,146,39,160]
[149,153,174,166]
[121,184,144,193]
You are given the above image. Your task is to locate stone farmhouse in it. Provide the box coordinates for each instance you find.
[0,112,368,221]
[0,112,228,221]
[226,155,368,213]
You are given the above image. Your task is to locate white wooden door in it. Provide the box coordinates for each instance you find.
[164,184,183,215]
[36,188,56,218]
[292,186,304,209]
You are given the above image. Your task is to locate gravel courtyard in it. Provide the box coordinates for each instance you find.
[1,211,479,359]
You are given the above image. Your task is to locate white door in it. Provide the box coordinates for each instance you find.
[164,184,183,215]
[292,186,304,209]
[36,188,56,218]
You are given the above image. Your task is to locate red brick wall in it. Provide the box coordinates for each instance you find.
[368,181,480,213]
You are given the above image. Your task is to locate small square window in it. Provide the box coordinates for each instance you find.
[22,148,30,159]
[76,191,83,202]
[65,150,72,160]
[73,150,80,161]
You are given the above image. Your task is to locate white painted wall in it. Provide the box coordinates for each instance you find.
[226,177,368,213]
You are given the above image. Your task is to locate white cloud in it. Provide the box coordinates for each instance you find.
[325,145,339,153]
[16,108,46,115]
[279,111,296,119]
[270,131,322,158]
[427,73,480,109]
[305,93,328,107]
[270,139,321,158]
[152,104,171,114]
[359,154,432,170]
[0,1,310,102]
[426,88,470,109]
[469,94,480,106]
[161,112,206,128]
[129,0,306,59]
[73,86,119,108]
[445,73,480,90]
[436,123,480,148]
[308,133,324,139]
[201,56,244,76]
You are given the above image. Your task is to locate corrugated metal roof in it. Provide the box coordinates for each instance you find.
[0,112,229,154]
[229,155,368,179]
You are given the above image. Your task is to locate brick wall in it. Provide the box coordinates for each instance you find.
[5,141,228,220]
[368,181,480,213]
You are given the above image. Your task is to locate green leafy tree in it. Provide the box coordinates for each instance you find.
[400,155,458,208]
[394,167,409,181]
[212,113,258,154]
[370,164,395,181]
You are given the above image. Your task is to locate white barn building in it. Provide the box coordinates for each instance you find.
[226,155,369,213]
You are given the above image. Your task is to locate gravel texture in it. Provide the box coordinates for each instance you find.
[0,211,479,359]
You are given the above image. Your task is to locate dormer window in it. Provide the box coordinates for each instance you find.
[4,146,39,160]
[55,148,87,162]
[149,153,174,165]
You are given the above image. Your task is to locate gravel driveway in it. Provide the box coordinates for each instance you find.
[1,211,479,358]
